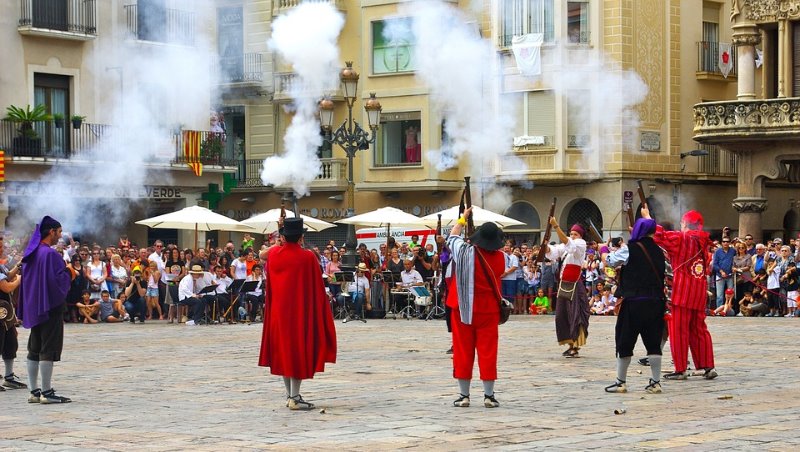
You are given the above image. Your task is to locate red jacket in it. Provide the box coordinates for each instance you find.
[653,226,711,311]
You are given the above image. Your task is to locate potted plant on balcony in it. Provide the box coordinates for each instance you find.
[5,104,50,155]
[52,113,65,129]
[200,133,225,164]
[71,114,86,129]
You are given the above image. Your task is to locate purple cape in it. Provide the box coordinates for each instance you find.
[19,226,71,329]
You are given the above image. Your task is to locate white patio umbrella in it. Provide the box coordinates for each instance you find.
[242,208,335,234]
[420,205,525,228]
[335,206,426,228]
[136,205,255,249]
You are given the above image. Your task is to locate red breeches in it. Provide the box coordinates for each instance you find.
[452,310,499,381]
[667,305,715,372]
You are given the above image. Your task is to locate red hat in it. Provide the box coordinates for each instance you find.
[725,288,734,295]
[570,224,585,238]
[681,210,704,229]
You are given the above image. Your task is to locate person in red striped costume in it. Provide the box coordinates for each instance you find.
[641,205,718,380]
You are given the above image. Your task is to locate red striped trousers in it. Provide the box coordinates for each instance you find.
[667,305,715,372]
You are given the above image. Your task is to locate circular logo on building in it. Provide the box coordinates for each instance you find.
[690,259,705,279]
[310,208,319,217]
[412,206,421,216]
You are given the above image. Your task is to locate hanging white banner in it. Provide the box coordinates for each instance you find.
[512,33,544,76]
[719,42,733,78]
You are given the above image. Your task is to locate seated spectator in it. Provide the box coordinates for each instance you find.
[713,288,736,316]
[178,264,215,326]
[124,267,148,323]
[745,288,769,317]
[739,291,757,317]
[211,264,233,322]
[98,290,125,323]
[76,290,100,324]
[243,264,265,322]
[338,262,371,320]
[529,288,551,315]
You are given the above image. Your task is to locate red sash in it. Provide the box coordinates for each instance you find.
[561,264,582,283]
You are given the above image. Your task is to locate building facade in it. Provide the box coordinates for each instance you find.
[1,0,236,247]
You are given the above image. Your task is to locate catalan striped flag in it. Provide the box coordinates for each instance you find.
[0,149,5,182]
[183,131,203,176]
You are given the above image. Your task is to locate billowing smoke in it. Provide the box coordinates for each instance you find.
[261,2,344,197]
[398,1,522,210]
[7,5,215,243]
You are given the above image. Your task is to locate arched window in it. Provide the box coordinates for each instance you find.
[566,198,603,236]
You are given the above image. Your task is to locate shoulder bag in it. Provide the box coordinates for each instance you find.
[476,249,513,325]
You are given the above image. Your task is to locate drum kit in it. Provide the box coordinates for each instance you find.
[386,273,444,320]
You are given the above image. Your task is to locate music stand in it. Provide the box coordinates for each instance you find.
[426,274,446,320]
[198,284,219,324]
[382,271,402,319]
[335,271,366,323]
[222,279,245,322]
[238,280,261,322]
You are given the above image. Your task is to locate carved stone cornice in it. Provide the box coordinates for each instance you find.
[731,33,762,46]
[732,197,768,213]
[740,0,800,23]
[693,98,800,143]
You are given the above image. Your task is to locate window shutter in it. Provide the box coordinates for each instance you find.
[527,90,555,142]
[793,23,800,97]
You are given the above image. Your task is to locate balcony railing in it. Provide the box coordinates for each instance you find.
[124,3,195,46]
[2,120,234,168]
[1,119,109,158]
[234,158,347,189]
[274,71,341,101]
[697,144,738,176]
[693,98,800,143]
[697,41,737,78]
[18,0,97,39]
[218,53,264,84]
[273,0,345,16]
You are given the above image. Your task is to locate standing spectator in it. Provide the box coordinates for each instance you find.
[0,236,27,391]
[148,240,167,315]
[64,254,86,323]
[712,237,735,309]
[782,261,798,317]
[85,250,107,301]
[108,254,128,299]
[500,241,519,313]
[144,260,163,320]
[19,216,73,403]
[732,241,752,313]
[230,249,248,280]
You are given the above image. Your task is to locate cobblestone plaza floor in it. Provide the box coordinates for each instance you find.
[1,315,798,450]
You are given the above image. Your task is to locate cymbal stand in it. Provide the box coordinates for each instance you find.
[426,274,445,320]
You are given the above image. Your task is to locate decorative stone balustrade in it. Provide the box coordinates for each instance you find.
[693,98,800,143]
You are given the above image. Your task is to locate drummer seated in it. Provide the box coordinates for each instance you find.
[337,263,371,319]
[398,258,425,316]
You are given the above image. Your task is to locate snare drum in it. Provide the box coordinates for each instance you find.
[411,286,432,307]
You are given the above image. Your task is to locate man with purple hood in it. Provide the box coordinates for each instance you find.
[602,218,666,394]
[19,216,73,404]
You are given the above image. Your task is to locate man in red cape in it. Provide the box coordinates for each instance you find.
[643,206,718,380]
[258,217,336,410]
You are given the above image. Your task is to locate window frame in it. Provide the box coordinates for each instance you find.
[371,17,417,75]
[498,0,555,48]
[373,111,423,168]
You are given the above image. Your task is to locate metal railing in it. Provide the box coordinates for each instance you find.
[124,3,195,46]
[1,119,109,158]
[697,41,737,76]
[172,131,237,166]
[18,0,97,36]
[697,144,738,176]
[273,0,344,16]
[234,158,347,188]
[218,53,264,84]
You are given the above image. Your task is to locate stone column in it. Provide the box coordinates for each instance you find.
[733,198,768,244]
[732,25,761,100]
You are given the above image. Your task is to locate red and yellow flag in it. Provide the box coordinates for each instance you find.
[182,131,203,176]
[0,149,5,182]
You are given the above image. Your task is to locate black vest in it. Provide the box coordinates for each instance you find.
[616,237,666,299]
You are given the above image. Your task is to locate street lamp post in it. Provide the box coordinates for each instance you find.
[319,61,382,268]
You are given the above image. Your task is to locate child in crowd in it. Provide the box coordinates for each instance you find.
[599,285,617,315]
[590,292,605,315]
[712,288,736,316]
[530,288,551,315]
[98,290,126,323]
[746,288,769,317]
[76,290,100,324]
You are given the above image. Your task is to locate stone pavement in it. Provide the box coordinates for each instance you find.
[1,315,798,451]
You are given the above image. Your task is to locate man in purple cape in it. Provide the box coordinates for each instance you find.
[19,216,73,403]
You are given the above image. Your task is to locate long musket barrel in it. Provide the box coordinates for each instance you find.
[535,197,557,263]
[636,180,647,210]
[458,190,466,236]
[436,213,443,254]
[586,218,604,243]
[463,176,475,236]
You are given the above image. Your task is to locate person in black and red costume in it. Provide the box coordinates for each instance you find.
[446,207,505,409]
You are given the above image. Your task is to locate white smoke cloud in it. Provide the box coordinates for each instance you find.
[261,2,344,197]
[397,1,521,210]
[7,9,215,243]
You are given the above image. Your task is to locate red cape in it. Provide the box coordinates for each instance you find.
[258,243,337,378]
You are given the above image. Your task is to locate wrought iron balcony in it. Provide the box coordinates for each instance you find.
[696,41,737,80]
[218,53,264,84]
[18,0,97,40]
[124,3,195,46]
[2,120,235,168]
[272,0,345,16]
[274,71,342,102]
[1,119,109,159]
[696,144,738,176]
[693,98,800,143]
[233,158,348,190]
